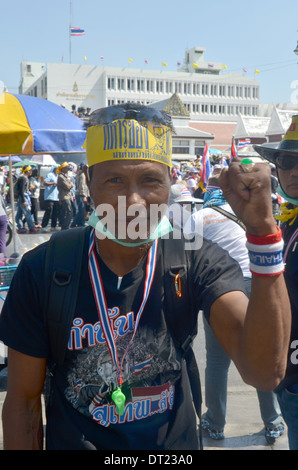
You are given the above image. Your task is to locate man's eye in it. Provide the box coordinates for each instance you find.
[143,176,159,183]
[108,177,121,183]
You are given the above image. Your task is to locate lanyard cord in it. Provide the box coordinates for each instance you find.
[88,229,158,386]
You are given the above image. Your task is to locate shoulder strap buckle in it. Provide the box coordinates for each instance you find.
[53,270,72,287]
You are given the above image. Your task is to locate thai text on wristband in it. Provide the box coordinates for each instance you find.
[246,226,285,277]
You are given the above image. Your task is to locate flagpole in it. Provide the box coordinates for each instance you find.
[69,0,72,64]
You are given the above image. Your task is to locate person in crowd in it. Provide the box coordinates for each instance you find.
[68,163,78,223]
[212,164,223,176]
[41,164,60,231]
[57,162,74,231]
[185,167,199,195]
[15,164,39,234]
[0,104,291,450]
[28,168,41,228]
[184,176,285,444]
[0,192,8,256]
[71,162,88,227]
[254,115,298,449]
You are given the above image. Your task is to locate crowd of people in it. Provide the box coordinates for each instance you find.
[0,103,297,451]
[0,161,91,240]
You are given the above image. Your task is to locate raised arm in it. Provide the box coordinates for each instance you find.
[210,161,291,391]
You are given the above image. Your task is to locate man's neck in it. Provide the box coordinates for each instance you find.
[96,237,152,277]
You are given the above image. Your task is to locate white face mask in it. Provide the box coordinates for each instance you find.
[87,211,173,247]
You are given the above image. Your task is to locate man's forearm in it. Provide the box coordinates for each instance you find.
[2,395,43,450]
[241,274,291,391]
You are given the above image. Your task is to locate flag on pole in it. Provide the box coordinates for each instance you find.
[208,63,214,68]
[238,138,251,149]
[192,62,199,69]
[144,59,149,64]
[242,67,248,73]
[230,138,238,159]
[100,55,104,61]
[84,56,87,61]
[70,27,85,36]
[222,64,228,70]
[177,61,182,66]
[128,58,133,63]
[199,143,211,190]
[255,68,260,74]
[161,61,167,67]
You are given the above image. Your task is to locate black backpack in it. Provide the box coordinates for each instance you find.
[44,226,203,448]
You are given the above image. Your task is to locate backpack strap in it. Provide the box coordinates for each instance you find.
[44,226,90,367]
[211,206,246,230]
[162,234,203,448]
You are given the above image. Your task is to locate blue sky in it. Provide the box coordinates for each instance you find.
[1,0,298,104]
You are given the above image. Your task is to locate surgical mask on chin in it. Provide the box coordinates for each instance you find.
[277,185,298,206]
[87,210,173,247]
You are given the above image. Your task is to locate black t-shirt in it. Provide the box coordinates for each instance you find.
[276,218,298,391]
[0,230,245,450]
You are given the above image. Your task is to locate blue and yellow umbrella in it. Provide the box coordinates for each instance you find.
[0,93,86,155]
[0,93,86,251]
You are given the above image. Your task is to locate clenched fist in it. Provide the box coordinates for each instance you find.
[218,159,277,236]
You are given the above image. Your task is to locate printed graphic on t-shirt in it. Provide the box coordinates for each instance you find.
[64,307,181,427]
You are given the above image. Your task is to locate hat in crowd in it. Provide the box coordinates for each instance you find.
[254,114,298,163]
[169,183,203,205]
[57,162,70,173]
[84,103,173,168]
[21,164,32,173]
[213,164,223,171]
[188,167,200,173]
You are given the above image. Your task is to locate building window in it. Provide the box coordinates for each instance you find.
[172,139,190,154]
[137,80,144,92]
[219,85,225,97]
[127,79,135,91]
[108,77,115,90]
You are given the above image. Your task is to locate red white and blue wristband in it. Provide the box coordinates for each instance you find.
[246,226,285,277]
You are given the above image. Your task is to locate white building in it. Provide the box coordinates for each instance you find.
[19,46,260,123]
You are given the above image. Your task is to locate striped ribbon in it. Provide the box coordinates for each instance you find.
[88,228,158,385]
[283,227,298,263]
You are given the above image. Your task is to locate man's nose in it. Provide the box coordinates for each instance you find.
[126,184,146,206]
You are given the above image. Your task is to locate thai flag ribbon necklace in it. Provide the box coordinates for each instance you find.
[88,228,159,415]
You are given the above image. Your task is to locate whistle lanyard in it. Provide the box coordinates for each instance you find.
[88,228,158,387]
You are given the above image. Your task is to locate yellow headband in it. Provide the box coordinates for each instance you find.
[21,165,31,173]
[85,119,172,167]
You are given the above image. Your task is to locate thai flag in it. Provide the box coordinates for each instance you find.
[144,59,149,64]
[131,383,173,412]
[199,143,211,190]
[208,63,214,68]
[70,27,85,36]
[238,139,251,149]
[131,356,153,375]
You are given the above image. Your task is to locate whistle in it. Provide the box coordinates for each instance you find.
[111,388,126,416]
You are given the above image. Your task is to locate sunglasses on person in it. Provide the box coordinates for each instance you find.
[275,155,298,171]
[86,103,173,130]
